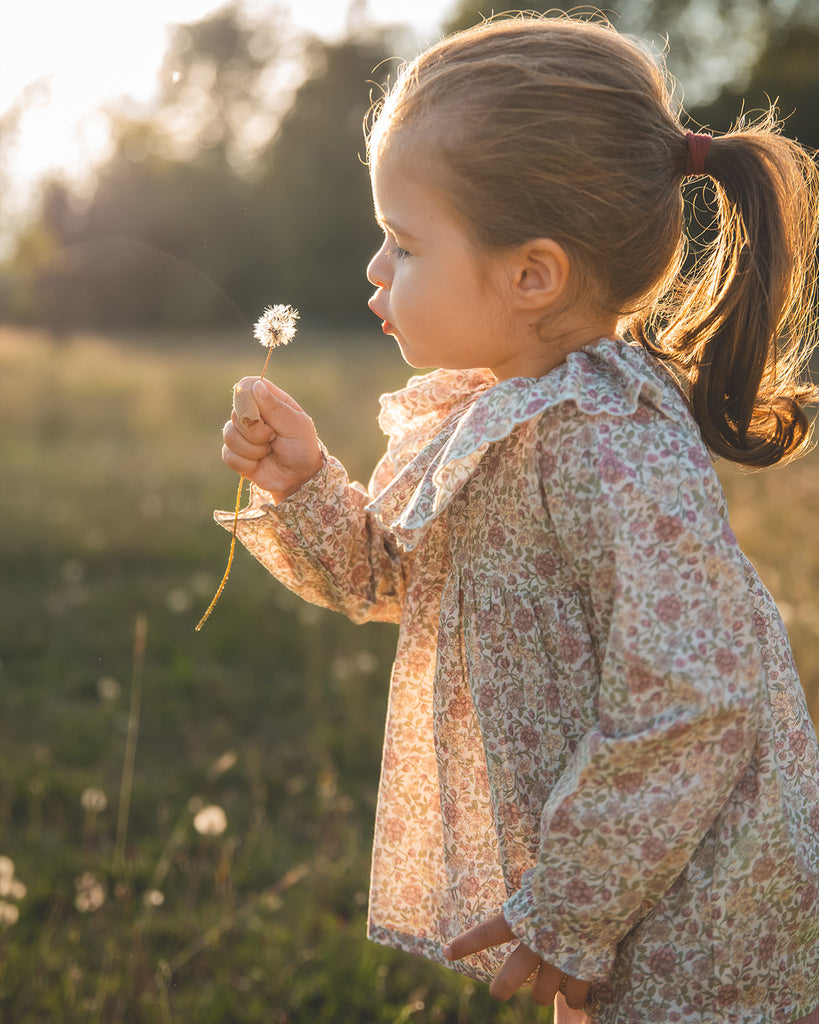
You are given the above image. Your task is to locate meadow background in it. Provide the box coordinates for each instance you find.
[0,323,817,1023]
[2,0,818,1018]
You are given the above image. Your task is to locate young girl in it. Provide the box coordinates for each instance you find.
[217,15,819,1023]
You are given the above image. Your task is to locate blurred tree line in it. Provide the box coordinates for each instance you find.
[1,0,817,333]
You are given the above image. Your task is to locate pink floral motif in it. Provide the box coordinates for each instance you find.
[448,691,474,719]
[655,594,683,624]
[640,836,668,863]
[566,878,596,904]
[714,648,739,673]
[218,340,819,1023]
[719,728,745,755]
[654,515,684,542]
[613,771,646,795]
[519,726,541,750]
[647,946,677,976]
[534,552,558,577]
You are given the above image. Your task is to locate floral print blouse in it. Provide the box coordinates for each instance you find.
[216,339,819,1023]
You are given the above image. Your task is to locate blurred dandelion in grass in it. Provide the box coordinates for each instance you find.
[166,587,193,613]
[193,804,228,837]
[188,571,215,597]
[316,770,337,802]
[81,787,107,813]
[0,856,14,882]
[0,857,26,914]
[206,749,238,781]
[61,559,85,584]
[97,675,121,701]
[74,873,106,912]
[143,889,165,907]
[0,900,20,926]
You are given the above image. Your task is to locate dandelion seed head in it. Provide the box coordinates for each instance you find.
[97,675,121,701]
[0,876,26,900]
[193,804,228,837]
[144,889,165,907]
[253,304,299,348]
[81,787,108,813]
[74,873,106,913]
[0,900,20,926]
[207,749,238,781]
[0,856,14,882]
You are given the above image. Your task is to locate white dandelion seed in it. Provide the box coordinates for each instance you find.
[0,877,26,900]
[143,889,165,907]
[81,787,108,813]
[97,675,121,701]
[0,856,14,882]
[74,873,106,913]
[193,804,228,837]
[0,900,19,926]
[253,304,299,348]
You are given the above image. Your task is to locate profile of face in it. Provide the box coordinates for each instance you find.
[367,147,517,376]
[367,137,606,380]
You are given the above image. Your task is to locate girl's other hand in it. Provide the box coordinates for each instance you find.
[443,912,591,1010]
[221,376,323,502]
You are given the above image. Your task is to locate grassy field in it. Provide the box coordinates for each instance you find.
[0,326,817,1023]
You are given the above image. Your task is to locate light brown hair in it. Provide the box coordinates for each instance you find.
[368,14,819,466]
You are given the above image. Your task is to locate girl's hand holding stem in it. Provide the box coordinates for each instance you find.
[444,912,590,1010]
[222,376,323,503]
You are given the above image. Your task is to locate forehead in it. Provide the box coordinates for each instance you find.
[371,150,435,230]
[371,129,455,223]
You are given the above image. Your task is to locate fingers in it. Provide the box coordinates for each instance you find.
[488,942,542,1002]
[443,913,590,1011]
[531,960,563,1006]
[223,418,271,465]
[563,975,591,1011]
[443,913,515,961]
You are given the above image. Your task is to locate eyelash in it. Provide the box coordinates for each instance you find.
[385,246,412,260]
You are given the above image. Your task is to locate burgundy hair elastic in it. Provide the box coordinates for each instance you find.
[685,131,712,176]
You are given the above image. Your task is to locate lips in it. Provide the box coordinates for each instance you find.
[368,294,395,335]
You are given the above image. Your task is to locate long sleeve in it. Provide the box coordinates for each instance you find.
[503,408,764,982]
[215,452,410,625]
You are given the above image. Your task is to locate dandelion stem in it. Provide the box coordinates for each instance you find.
[115,613,147,870]
[259,344,274,381]
[196,303,297,630]
[194,477,244,631]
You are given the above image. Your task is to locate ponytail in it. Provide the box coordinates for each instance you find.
[641,112,819,467]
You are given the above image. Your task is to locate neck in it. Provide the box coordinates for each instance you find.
[490,315,619,380]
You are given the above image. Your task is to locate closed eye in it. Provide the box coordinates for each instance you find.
[385,246,412,260]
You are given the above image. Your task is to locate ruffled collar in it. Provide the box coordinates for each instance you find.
[367,339,683,551]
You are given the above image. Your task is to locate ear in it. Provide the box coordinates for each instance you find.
[508,239,571,310]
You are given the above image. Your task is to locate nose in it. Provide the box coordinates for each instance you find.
[367,238,391,289]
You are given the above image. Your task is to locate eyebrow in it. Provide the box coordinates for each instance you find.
[375,211,418,242]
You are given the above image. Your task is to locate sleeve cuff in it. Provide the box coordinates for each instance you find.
[503,879,617,983]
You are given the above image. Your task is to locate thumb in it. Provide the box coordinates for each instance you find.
[251,378,315,438]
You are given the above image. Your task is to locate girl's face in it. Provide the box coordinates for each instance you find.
[367,149,524,379]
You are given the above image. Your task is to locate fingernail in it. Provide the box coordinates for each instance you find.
[443,944,453,959]
[252,380,269,399]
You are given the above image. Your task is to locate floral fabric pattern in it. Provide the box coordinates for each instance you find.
[216,339,819,1023]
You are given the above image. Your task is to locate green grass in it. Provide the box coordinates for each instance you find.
[0,326,816,1023]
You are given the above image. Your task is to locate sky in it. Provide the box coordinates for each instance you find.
[0,0,455,246]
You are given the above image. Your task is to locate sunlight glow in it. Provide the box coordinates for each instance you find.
[0,0,448,243]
